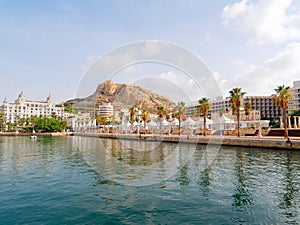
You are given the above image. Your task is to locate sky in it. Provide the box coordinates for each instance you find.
[1,0,300,104]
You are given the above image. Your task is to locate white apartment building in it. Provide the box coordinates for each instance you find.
[0,92,64,123]
[288,80,300,114]
[99,103,113,117]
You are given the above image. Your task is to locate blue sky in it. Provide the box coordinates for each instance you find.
[1,0,300,103]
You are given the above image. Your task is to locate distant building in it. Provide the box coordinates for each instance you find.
[99,103,113,117]
[187,98,231,118]
[187,95,279,120]
[0,92,64,123]
[244,96,281,118]
[288,80,300,114]
[66,112,95,132]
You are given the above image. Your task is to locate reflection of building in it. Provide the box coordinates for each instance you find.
[99,103,113,117]
[288,80,300,114]
[0,92,64,123]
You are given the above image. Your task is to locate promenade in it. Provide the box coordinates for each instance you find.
[74,132,300,150]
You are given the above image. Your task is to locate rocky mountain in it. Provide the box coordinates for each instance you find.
[65,80,175,114]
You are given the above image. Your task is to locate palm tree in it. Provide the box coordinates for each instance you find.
[129,106,137,130]
[157,106,165,135]
[176,101,186,136]
[229,87,246,137]
[199,98,211,136]
[272,85,291,139]
[244,101,252,121]
[141,109,150,132]
[96,115,108,126]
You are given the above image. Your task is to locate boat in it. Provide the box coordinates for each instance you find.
[30,135,37,140]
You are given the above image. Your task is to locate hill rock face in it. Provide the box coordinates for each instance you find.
[70,80,175,114]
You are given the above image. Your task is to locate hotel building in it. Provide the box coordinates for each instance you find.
[187,95,280,120]
[0,92,64,123]
[99,103,114,117]
[244,96,281,118]
[288,80,300,114]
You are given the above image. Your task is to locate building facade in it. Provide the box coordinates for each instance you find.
[187,95,280,120]
[288,80,300,114]
[244,96,281,118]
[0,92,64,123]
[99,103,114,117]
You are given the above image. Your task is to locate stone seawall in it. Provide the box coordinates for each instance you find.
[74,133,300,150]
[0,132,72,137]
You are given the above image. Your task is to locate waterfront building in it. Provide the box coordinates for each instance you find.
[0,92,64,123]
[187,95,277,120]
[99,103,113,117]
[288,80,300,114]
[66,112,95,132]
[244,96,281,118]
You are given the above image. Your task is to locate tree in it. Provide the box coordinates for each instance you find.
[34,116,66,132]
[129,106,137,130]
[176,102,186,136]
[141,109,150,132]
[198,98,211,136]
[157,106,165,135]
[96,115,108,126]
[244,101,252,121]
[272,85,291,139]
[0,112,6,131]
[229,87,246,137]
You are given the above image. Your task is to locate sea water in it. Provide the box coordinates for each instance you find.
[0,136,299,224]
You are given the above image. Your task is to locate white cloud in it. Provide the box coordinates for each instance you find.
[221,43,300,96]
[222,0,300,44]
[155,71,205,102]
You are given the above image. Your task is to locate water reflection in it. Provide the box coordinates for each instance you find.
[279,152,300,224]
[198,168,211,198]
[232,150,253,208]
[74,136,196,186]
[101,138,173,166]
[1,136,300,224]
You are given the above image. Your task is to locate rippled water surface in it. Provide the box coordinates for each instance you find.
[0,136,300,224]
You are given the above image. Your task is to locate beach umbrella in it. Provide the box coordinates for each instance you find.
[133,121,139,128]
[196,117,213,129]
[183,117,195,128]
[162,118,169,127]
[125,121,131,130]
[147,119,158,128]
[213,115,236,130]
[170,118,179,126]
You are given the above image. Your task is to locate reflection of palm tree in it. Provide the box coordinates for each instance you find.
[279,152,299,220]
[232,151,252,208]
[229,87,246,137]
[177,165,190,186]
[176,145,190,186]
[272,85,291,139]
[199,98,210,136]
[176,102,186,136]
